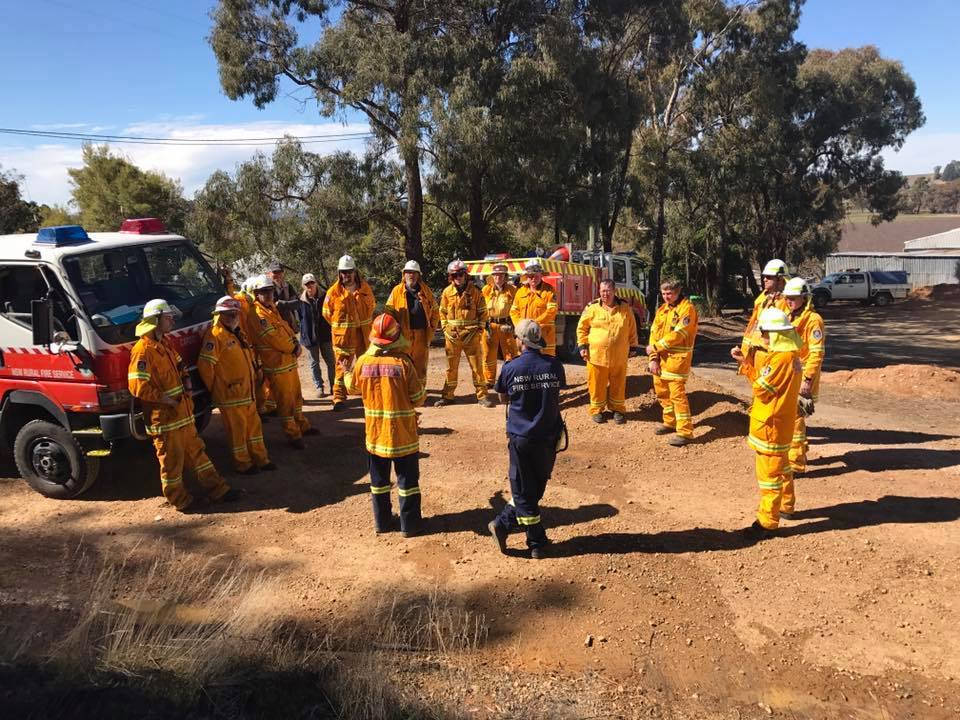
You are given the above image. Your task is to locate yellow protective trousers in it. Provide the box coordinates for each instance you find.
[788,414,807,475]
[653,375,693,438]
[443,332,487,400]
[152,424,230,510]
[220,403,269,471]
[586,362,626,415]
[755,451,791,529]
[409,328,432,386]
[483,322,517,385]
[256,374,275,413]
[269,368,311,440]
[332,349,357,404]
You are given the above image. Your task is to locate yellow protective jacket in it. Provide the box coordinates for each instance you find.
[346,344,425,458]
[439,282,487,341]
[791,302,826,399]
[128,334,194,436]
[743,291,789,348]
[649,296,699,380]
[510,281,558,351]
[254,301,299,374]
[197,320,257,409]
[385,279,439,339]
[322,278,376,354]
[743,342,802,455]
[482,283,516,321]
[232,292,261,355]
[576,298,638,368]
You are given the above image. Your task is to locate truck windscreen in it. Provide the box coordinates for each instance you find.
[61,241,223,344]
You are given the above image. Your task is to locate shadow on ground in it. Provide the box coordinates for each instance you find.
[804,448,960,478]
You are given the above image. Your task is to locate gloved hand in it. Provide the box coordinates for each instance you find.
[798,395,815,418]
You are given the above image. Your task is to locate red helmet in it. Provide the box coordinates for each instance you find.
[447,259,467,275]
[214,296,241,313]
[369,313,401,346]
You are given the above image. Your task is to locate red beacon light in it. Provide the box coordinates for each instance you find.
[119,217,167,234]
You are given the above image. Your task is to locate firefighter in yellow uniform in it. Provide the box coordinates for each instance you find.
[481,263,518,385]
[646,279,699,446]
[510,260,558,356]
[731,307,802,538]
[437,260,495,407]
[577,279,639,424]
[197,296,276,475]
[323,255,376,411]
[782,278,826,516]
[252,275,314,447]
[128,299,239,511]
[344,313,427,536]
[384,260,439,387]
[233,277,273,415]
[740,259,790,369]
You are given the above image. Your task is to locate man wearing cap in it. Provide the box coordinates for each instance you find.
[253,275,315,447]
[344,312,426,536]
[731,307,802,539]
[481,263,518,385]
[128,300,240,511]
[488,319,566,559]
[299,273,336,396]
[577,279,640,424]
[233,278,273,415]
[782,277,826,513]
[437,260,494,407]
[646,278,699,445]
[740,259,790,367]
[198,297,276,474]
[267,260,300,333]
[510,260,559,356]
[385,260,439,387]
[323,255,376,411]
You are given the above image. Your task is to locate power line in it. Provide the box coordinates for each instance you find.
[0,127,375,147]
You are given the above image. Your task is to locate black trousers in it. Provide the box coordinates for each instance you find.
[493,435,556,548]
[368,452,421,532]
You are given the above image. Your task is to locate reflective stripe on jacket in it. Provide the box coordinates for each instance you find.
[743,291,789,347]
[386,279,439,338]
[128,334,193,436]
[792,303,825,398]
[743,349,801,454]
[197,321,257,409]
[322,279,375,354]
[576,298,638,368]
[649,296,698,379]
[439,283,487,341]
[254,301,299,374]
[346,346,425,457]
[510,281,558,350]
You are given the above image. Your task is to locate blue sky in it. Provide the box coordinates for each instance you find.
[1,0,958,204]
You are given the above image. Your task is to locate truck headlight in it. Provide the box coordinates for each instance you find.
[98,388,131,407]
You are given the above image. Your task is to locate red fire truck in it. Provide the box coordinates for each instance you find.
[464,247,648,358]
[0,219,223,498]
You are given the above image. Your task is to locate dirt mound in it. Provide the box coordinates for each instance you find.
[822,363,960,401]
[909,283,960,301]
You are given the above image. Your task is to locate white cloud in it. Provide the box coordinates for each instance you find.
[881,132,960,175]
[1,119,372,206]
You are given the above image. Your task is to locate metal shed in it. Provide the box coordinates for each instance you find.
[825,252,960,288]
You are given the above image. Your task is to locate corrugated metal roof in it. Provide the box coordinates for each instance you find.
[826,252,960,287]
[903,226,960,251]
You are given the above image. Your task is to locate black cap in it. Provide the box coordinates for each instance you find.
[268,260,283,273]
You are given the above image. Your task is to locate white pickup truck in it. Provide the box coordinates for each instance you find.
[811,270,910,308]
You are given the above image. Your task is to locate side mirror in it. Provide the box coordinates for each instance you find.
[31,299,53,346]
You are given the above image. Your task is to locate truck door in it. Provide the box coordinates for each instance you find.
[831,274,855,300]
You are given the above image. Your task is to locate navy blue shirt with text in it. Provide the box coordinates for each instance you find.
[495,349,566,440]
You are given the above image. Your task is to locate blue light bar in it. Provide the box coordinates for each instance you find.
[35,225,92,246]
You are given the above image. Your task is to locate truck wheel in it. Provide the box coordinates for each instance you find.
[812,292,829,309]
[874,293,892,307]
[559,319,579,361]
[14,420,99,499]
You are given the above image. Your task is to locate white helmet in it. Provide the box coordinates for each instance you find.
[142,298,174,319]
[251,274,274,292]
[491,263,508,274]
[338,255,356,271]
[758,307,794,332]
[524,259,543,274]
[783,277,810,297]
[761,259,789,278]
[403,260,421,274]
[447,259,467,275]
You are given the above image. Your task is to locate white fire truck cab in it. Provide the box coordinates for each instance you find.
[0,219,223,499]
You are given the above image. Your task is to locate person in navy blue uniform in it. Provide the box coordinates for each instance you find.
[488,319,566,559]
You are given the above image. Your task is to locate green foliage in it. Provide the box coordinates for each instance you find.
[0,166,40,234]
[67,145,188,233]
[39,204,80,227]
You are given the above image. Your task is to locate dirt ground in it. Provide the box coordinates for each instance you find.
[2,295,960,719]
